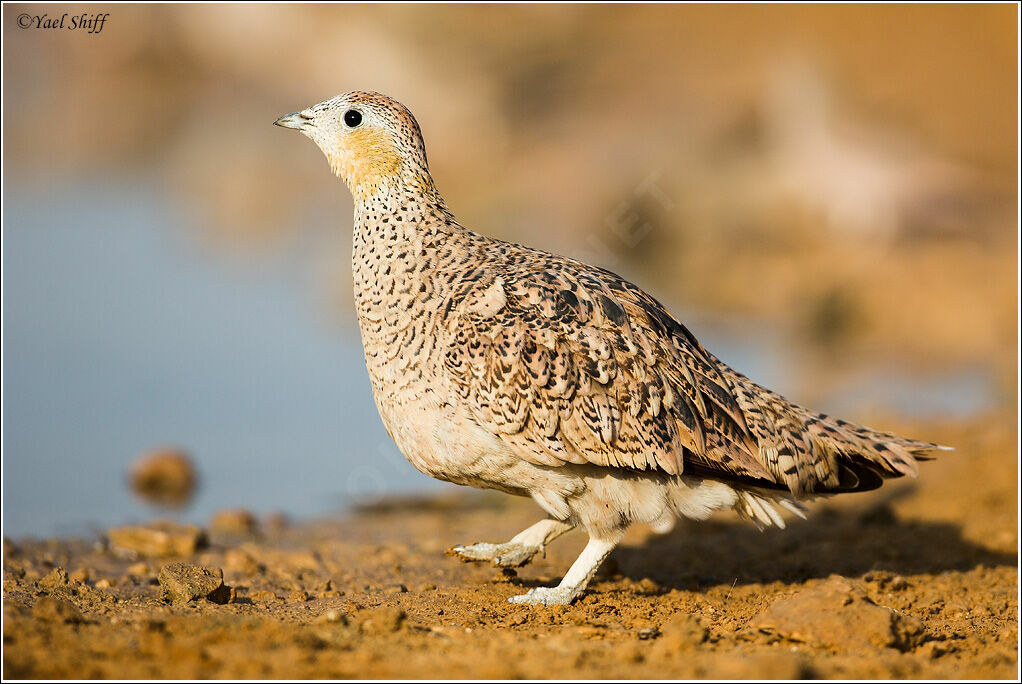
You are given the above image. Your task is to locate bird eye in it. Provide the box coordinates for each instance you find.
[343,109,363,128]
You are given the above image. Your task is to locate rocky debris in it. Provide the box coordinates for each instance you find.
[249,590,278,603]
[358,606,407,634]
[918,640,954,660]
[632,577,662,596]
[126,562,151,578]
[129,448,198,507]
[33,597,85,623]
[637,626,660,640]
[157,563,231,605]
[209,509,259,538]
[748,575,926,652]
[657,614,708,650]
[315,609,348,625]
[37,567,70,592]
[107,521,206,558]
[223,548,264,576]
[229,545,321,576]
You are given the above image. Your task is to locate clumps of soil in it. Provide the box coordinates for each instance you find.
[748,575,925,652]
[2,416,1018,678]
[32,596,85,624]
[158,563,232,605]
[107,521,206,558]
[208,509,259,539]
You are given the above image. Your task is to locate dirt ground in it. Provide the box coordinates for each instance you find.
[3,412,1017,679]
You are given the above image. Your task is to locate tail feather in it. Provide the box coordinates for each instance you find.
[719,364,948,498]
[803,407,948,479]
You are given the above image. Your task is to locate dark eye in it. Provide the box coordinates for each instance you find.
[343,109,363,128]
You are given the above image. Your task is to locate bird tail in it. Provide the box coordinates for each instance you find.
[722,367,951,498]
[794,405,951,493]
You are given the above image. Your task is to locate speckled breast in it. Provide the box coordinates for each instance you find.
[350,213,469,480]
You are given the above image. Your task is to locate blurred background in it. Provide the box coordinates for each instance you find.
[3,4,1017,537]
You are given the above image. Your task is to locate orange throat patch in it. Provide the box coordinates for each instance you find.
[329,127,403,200]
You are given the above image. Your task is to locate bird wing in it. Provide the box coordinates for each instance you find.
[441,245,776,483]
[442,240,945,498]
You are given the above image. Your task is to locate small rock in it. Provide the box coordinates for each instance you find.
[108,521,206,558]
[69,568,90,584]
[918,640,952,659]
[359,606,406,634]
[381,583,408,594]
[250,590,278,603]
[288,589,310,603]
[33,596,84,623]
[127,562,150,577]
[224,548,263,575]
[94,578,112,589]
[945,600,970,617]
[748,575,925,652]
[37,567,70,592]
[417,583,437,592]
[315,609,348,625]
[209,509,259,537]
[889,575,910,591]
[634,577,661,596]
[129,447,198,507]
[658,614,708,650]
[157,562,231,604]
[637,626,661,640]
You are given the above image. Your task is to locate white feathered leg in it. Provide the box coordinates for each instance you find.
[508,529,624,605]
[450,518,575,567]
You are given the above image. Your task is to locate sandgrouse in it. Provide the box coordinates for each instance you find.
[275,91,946,605]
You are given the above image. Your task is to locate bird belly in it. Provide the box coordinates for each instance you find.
[372,389,514,488]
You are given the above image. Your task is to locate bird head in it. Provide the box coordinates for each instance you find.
[275,91,432,201]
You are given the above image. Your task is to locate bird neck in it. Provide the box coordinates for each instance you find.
[350,173,470,387]
[352,170,460,243]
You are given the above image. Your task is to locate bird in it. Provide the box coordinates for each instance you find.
[275,91,947,605]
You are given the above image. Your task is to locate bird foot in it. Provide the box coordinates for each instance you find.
[448,542,541,567]
[507,585,580,605]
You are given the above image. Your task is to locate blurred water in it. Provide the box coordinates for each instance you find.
[1,180,995,538]
[2,179,438,539]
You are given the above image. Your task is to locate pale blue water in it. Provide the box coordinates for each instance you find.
[1,179,996,538]
[2,180,438,538]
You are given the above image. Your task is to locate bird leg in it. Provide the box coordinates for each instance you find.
[508,529,625,605]
[449,518,575,567]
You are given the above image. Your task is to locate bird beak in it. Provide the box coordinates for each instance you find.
[274,111,311,130]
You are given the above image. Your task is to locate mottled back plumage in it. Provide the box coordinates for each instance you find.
[442,237,939,499]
